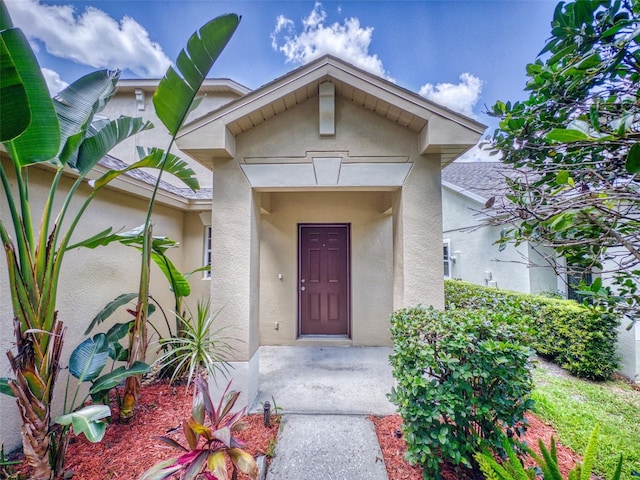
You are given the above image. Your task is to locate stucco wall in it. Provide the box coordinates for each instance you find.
[201,90,446,351]
[602,255,640,382]
[181,211,215,308]
[101,88,240,188]
[442,186,534,292]
[259,191,394,346]
[0,158,188,452]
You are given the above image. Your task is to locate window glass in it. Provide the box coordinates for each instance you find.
[443,240,451,279]
[203,226,212,279]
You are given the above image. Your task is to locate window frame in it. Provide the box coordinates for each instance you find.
[443,239,452,279]
[203,226,212,279]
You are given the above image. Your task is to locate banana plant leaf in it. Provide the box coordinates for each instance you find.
[68,225,178,251]
[69,334,110,382]
[89,361,149,396]
[0,33,29,142]
[104,321,133,361]
[153,13,240,136]
[84,293,137,335]
[0,26,59,163]
[55,404,111,442]
[55,70,120,166]
[91,147,199,191]
[73,116,153,175]
[151,250,190,299]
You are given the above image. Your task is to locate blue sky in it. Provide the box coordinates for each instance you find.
[5,0,558,159]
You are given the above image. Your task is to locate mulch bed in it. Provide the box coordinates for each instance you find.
[370,412,581,480]
[11,381,280,480]
[9,381,579,480]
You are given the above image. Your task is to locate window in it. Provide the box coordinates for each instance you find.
[567,265,592,302]
[203,226,212,279]
[444,240,451,279]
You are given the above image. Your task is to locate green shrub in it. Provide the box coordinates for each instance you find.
[389,306,535,479]
[445,280,619,380]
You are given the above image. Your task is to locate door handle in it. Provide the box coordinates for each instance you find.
[300,286,306,291]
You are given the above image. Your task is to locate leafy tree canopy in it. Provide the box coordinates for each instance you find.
[487,0,640,324]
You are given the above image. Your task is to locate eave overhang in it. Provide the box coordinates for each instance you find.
[176,55,486,168]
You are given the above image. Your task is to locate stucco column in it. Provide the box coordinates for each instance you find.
[208,157,260,407]
[392,154,445,311]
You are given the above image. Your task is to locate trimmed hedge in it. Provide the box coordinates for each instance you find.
[445,280,620,380]
[389,306,534,478]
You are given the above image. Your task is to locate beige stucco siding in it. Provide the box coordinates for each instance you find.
[0,157,189,452]
[204,90,445,350]
[398,153,444,309]
[239,96,417,160]
[102,88,242,188]
[259,191,394,346]
[181,211,215,305]
[207,156,260,362]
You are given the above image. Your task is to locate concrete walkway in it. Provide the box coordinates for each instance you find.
[249,346,395,480]
[267,415,388,480]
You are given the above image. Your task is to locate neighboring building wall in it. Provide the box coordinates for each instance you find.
[527,243,562,295]
[442,185,534,293]
[602,253,640,383]
[617,319,640,382]
[0,157,188,452]
[259,191,394,346]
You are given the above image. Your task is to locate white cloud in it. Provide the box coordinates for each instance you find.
[456,143,501,163]
[419,73,483,118]
[5,0,171,77]
[41,67,69,95]
[271,2,394,82]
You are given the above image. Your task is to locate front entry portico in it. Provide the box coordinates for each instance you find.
[176,55,484,407]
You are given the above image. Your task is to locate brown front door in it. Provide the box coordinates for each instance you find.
[298,224,350,336]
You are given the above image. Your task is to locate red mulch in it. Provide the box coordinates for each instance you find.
[10,382,579,480]
[12,381,280,480]
[370,412,582,480]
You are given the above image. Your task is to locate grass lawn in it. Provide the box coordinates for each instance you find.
[532,362,640,480]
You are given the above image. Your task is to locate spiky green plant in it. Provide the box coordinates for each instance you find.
[476,425,624,480]
[153,300,235,387]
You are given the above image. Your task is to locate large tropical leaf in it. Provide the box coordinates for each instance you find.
[84,293,137,335]
[55,69,120,166]
[151,250,191,298]
[1,27,59,163]
[0,33,29,141]
[153,13,240,136]
[70,225,179,251]
[69,334,110,382]
[105,321,133,361]
[89,361,149,395]
[55,404,111,442]
[72,116,153,174]
[91,148,199,191]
